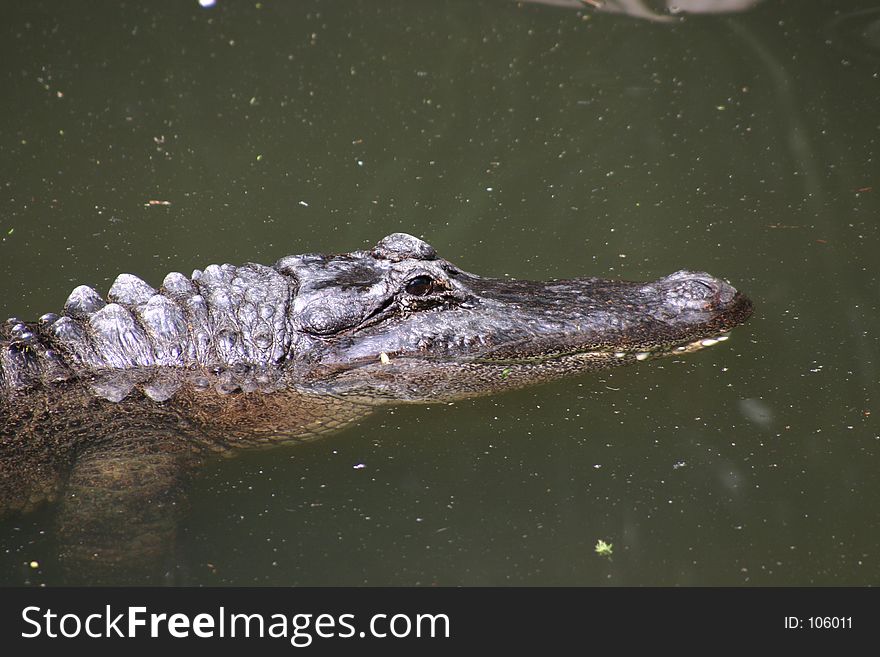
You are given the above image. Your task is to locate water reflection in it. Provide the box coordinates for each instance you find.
[824,7,880,62]
[520,0,764,21]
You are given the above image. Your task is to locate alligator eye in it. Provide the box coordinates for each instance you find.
[405,275,434,297]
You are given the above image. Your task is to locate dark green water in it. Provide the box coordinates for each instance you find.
[1,0,878,585]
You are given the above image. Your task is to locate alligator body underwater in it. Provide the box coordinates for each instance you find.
[0,233,752,582]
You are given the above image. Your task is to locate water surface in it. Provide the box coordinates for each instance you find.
[1,0,878,585]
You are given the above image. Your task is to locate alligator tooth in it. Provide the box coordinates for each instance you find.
[715,335,729,342]
[700,338,719,347]
[379,352,391,364]
[64,285,106,319]
[614,352,626,358]
[635,352,650,361]
[675,346,687,352]
[108,273,158,305]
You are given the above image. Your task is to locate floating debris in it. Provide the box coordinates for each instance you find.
[595,539,613,558]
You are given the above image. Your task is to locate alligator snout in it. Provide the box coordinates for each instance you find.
[646,270,741,314]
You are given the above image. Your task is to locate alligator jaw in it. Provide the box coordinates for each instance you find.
[474,332,732,367]
[471,287,753,368]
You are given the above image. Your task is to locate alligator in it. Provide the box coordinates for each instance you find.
[0,233,752,583]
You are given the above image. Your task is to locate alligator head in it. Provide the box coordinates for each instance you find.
[280,233,753,401]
